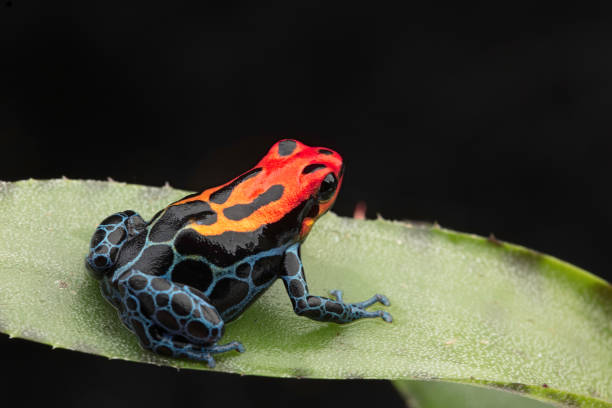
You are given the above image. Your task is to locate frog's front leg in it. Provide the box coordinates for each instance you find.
[280,244,392,324]
[115,269,244,367]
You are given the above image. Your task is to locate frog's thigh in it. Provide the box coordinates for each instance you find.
[116,269,225,350]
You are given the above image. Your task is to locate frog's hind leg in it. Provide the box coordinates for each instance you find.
[86,211,146,279]
[116,269,244,367]
[148,331,244,367]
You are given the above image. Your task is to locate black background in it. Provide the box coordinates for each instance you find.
[1,2,610,407]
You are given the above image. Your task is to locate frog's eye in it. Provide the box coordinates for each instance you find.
[318,173,338,202]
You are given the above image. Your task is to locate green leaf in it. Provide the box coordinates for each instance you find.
[0,179,610,407]
[395,380,557,408]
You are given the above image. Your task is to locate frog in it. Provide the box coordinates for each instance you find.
[86,139,392,367]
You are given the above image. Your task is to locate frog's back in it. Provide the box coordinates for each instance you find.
[111,199,218,274]
[108,197,292,321]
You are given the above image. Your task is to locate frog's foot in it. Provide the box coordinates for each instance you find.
[152,334,244,368]
[355,307,393,323]
[347,296,393,323]
[190,341,245,368]
[151,333,217,367]
[206,341,245,355]
[329,290,392,322]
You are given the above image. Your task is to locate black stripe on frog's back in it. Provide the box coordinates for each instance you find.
[113,231,147,273]
[223,184,284,221]
[209,167,262,205]
[174,197,316,268]
[149,201,218,242]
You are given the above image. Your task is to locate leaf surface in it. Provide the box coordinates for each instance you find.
[0,179,610,407]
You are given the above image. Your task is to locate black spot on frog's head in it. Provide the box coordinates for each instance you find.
[266,139,309,160]
[302,164,327,174]
[277,139,297,156]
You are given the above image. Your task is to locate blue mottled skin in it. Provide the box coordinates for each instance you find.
[86,209,391,367]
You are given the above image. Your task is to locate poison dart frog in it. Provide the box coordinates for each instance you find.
[86,139,392,367]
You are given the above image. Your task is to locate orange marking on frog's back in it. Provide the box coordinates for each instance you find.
[172,140,343,236]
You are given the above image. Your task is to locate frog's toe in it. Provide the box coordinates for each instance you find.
[179,348,216,367]
[352,293,391,309]
[204,354,216,368]
[380,310,393,323]
[330,289,343,302]
[232,341,245,353]
[376,294,391,307]
[207,340,245,355]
